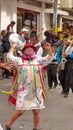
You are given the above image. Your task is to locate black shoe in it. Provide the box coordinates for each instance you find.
[33,129,37,130]
[61,90,64,95]
[63,94,68,98]
[54,82,58,88]
[5,125,11,130]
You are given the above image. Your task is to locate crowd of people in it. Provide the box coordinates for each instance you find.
[0,21,73,130]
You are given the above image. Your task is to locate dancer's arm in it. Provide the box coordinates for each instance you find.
[0,62,15,71]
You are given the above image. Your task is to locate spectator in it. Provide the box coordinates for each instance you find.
[2,32,11,78]
[0,30,6,41]
[6,21,15,33]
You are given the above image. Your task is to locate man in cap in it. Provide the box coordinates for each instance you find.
[18,27,29,44]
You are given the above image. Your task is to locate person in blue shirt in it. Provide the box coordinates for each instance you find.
[56,36,69,97]
[62,43,73,97]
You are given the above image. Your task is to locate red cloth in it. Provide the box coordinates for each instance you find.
[43,65,48,70]
[7,24,13,32]
[9,94,16,105]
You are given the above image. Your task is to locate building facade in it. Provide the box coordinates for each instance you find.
[60,0,73,27]
[0,0,73,33]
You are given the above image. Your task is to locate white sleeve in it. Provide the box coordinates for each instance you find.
[36,47,43,56]
[65,46,73,55]
[37,54,54,67]
[7,52,22,66]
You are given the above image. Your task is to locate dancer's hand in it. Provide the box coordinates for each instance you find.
[0,62,16,72]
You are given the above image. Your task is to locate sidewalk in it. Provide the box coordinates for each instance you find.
[0,78,73,130]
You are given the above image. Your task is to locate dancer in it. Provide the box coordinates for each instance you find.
[5,33,53,130]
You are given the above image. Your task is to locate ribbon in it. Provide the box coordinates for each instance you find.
[0,60,46,105]
[0,69,18,94]
[29,60,46,102]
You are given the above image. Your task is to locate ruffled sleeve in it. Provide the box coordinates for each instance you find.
[7,52,22,66]
[37,54,53,68]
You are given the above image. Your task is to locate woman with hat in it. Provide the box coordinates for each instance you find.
[5,33,53,130]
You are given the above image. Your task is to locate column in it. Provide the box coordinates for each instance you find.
[0,0,17,32]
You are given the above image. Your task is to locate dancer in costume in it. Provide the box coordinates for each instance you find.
[5,33,53,130]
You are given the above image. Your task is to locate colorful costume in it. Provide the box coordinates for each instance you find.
[7,47,52,110]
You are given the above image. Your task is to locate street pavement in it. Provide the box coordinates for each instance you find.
[0,78,73,130]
